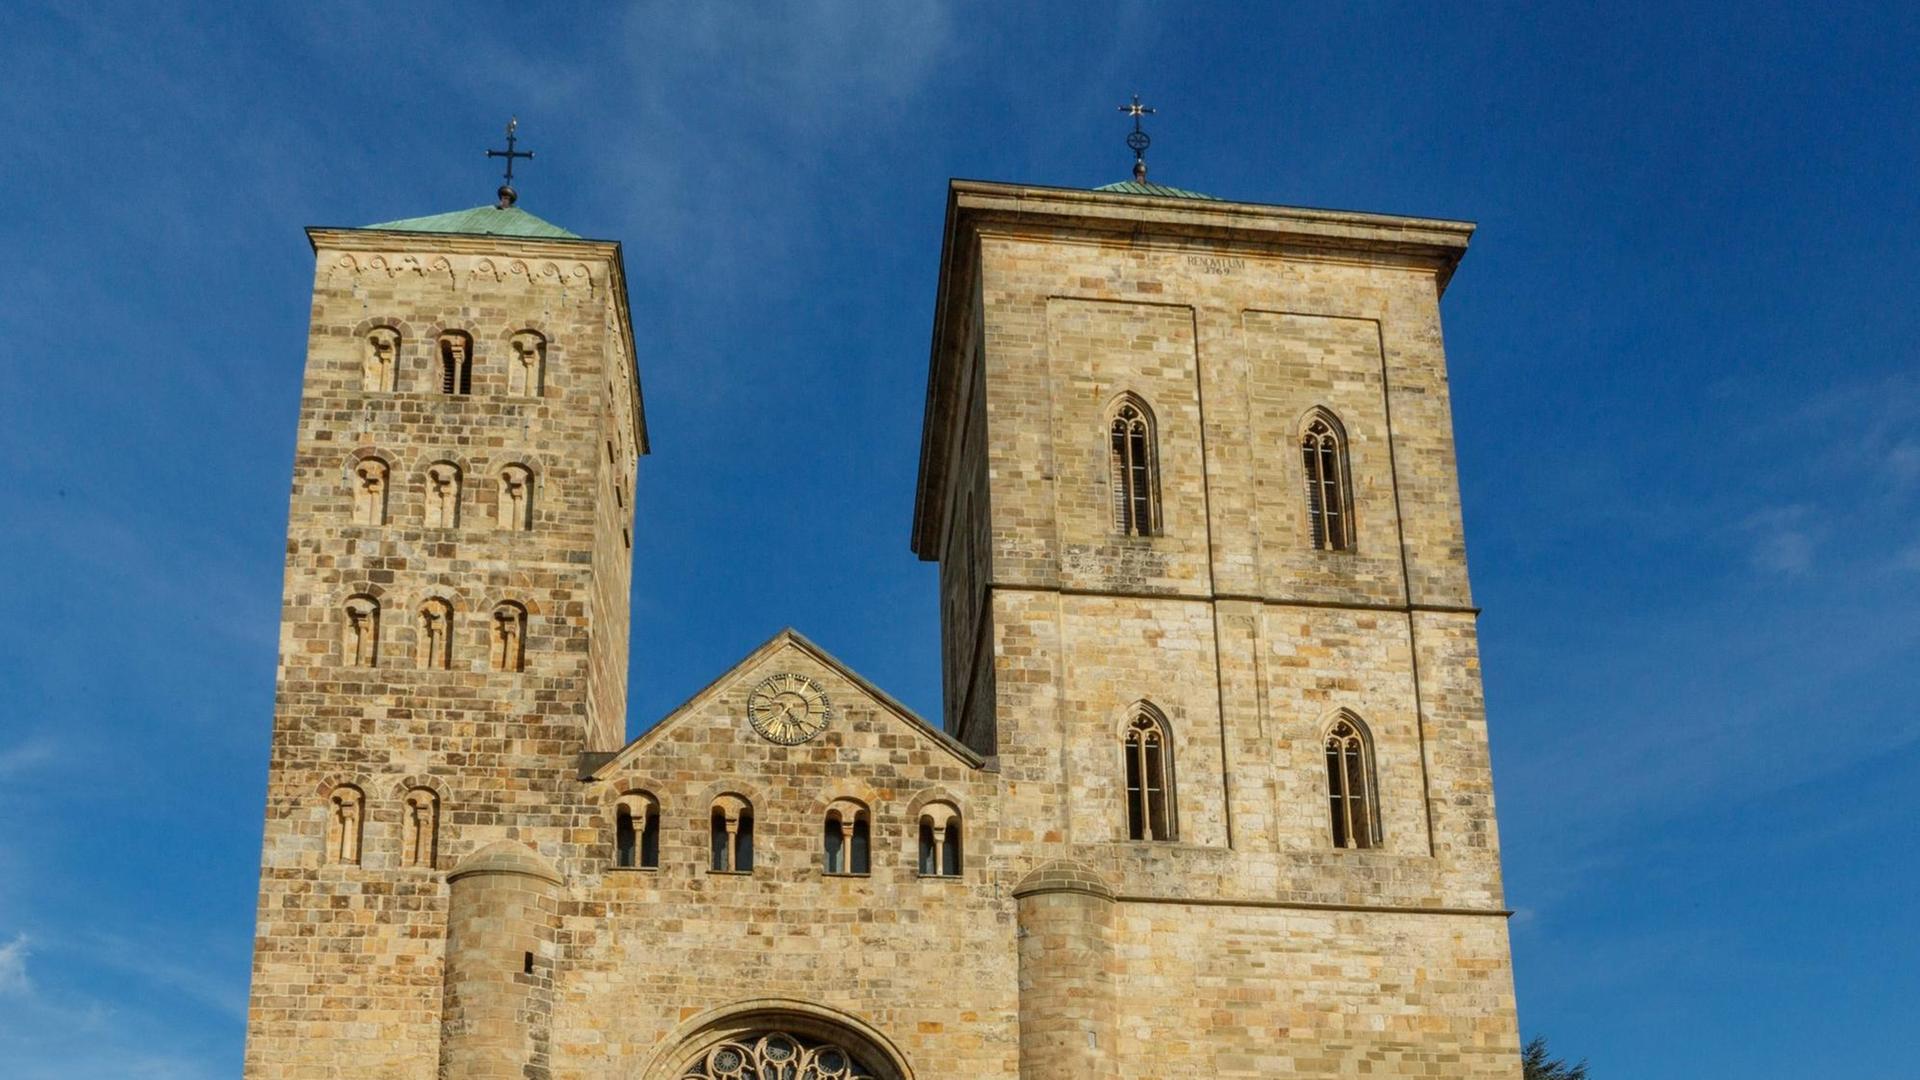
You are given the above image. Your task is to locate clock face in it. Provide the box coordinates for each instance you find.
[746,672,833,745]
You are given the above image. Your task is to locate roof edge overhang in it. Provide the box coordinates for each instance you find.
[305,225,649,457]
[908,178,1476,558]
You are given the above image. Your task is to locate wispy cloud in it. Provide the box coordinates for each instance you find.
[0,934,28,995]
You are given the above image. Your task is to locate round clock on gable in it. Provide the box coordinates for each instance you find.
[746,672,833,745]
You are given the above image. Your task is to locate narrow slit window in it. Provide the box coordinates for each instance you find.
[438,333,473,395]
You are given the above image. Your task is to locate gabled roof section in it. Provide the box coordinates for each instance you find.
[363,203,579,239]
[588,628,985,781]
[1092,178,1220,200]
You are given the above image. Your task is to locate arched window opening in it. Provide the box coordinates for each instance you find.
[824,801,870,876]
[425,462,462,529]
[326,784,364,865]
[438,332,472,395]
[678,1030,881,1080]
[1301,412,1353,551]
[710,796,753,873]
[351,458,389,525]
[489,602,527,673]
[1325,716,1379,850]
[1108,397,1159,536]
[363,327,399,392]
[416,598,453,670]
[917,802,961,877]
[614,793,659,870]
[498,465,534,531]
[1124,707,1175,841]
[343,595,379,668]
[508,330,546,397]
[401,787,439,868]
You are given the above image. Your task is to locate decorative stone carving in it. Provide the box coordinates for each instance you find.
[507,331,545,396]
[351,459,389,526]
[343,597,379,667]
[425,463,461,528]
[490,602,526,672]
[326,785,363,865]
[498,465,533,531]
[363,327,399,391]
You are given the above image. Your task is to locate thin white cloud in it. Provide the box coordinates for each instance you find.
[0,738,57,779]
[0,933,29,995]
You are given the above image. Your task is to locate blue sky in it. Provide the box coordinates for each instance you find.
[2,2,1916,1076]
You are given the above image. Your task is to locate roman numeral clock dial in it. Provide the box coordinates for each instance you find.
[746,672,833,745]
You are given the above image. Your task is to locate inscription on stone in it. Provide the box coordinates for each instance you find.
[1186,255,1246,275]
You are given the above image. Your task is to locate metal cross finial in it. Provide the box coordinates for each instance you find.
[486,117,535,208]
[1119,93,1155,182]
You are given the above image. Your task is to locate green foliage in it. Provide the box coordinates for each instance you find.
[1522,1036,1589,1080]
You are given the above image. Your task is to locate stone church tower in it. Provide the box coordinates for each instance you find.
[245,168,1523,1079]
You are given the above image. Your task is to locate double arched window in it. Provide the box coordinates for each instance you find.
[1123,704,1176,841]
[916,803,963,877]
[710,795,755,872]
[615,792,661,870]
[1325,714,1380,850]
[823,799,871,875]
[1108,395,1160,536]
[1301,410,1353,551]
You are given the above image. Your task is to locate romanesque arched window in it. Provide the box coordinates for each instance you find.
[508,330,546,397]
[498,464,534,531]
[489,601,526,672]
[1108,395,1159,536]
[678,1031,881,1080]
[425,462,462,528]
[615,792,660,870]
[1301,410,1353,551]
[326,784,364,865]
[710,795,754,873]
[1124,704,1176,841]
[823,799,870,876]
[416,598,453,669]
[438,331,472,395]
[401,787,439,868]
[363,327,399,392]
[351,457,389,526]
[1325,714,1379,850]
[917,802,961,877]
[342,595,379,667]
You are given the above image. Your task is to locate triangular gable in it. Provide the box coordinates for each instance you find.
[589,627,985,781]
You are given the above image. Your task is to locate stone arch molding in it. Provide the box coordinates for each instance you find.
[637,998,913,1080]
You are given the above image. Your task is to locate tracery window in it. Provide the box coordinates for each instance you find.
[916,802,962,877]
[489,601,526,672]
[678,1031,878,1080]
[1108,395,1159,536]
[343,595,380,667]
[710,795,754,873]
[351,457,390,525]
[615,792,660,870]
[1301,410,1353,551]
[1124,704,1175,841]
[326,784,364,865]
[1325,715,1379,850]
[416,598,453,670]
[401,787,439,868]
[823,799,870,875]
[438,331,473,395]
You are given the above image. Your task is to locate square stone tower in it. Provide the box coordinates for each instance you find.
[912,178,1522,1076]
[244,202,644,1076]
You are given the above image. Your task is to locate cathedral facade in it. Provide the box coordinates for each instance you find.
[244,173,1524,1079]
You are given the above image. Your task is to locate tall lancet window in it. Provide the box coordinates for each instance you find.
[1123,705,1175,841]
[1325,715,1379,850]
[1108,396,1159,536]
[1301,411,1353,551]
[438,331,473,395]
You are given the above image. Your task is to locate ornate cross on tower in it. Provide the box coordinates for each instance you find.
[1119,93,1156,182]
[486,117,535,208]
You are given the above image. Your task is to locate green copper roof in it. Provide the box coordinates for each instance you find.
[1093,179,1221,201]
[362,204,579,239]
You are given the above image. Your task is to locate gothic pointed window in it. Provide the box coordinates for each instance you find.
[615,792,659,870]
[1124,705,1175,841]
[438,332,473,395]
[416,598,453,669]
[1325,715,1379,850]
[351,458,389,526]
[709,795,753,873]
[508,330,546,397]
[343,595,379,667]
[363,327,399,392]
[326,784,364,865]
[1108,396,1159,536]
[823,800,870,876]
[1302,411,1353,551]
[401,787,439,868]
[489,601,527,673]
[498,465,534,531]
[916,802,962,877]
